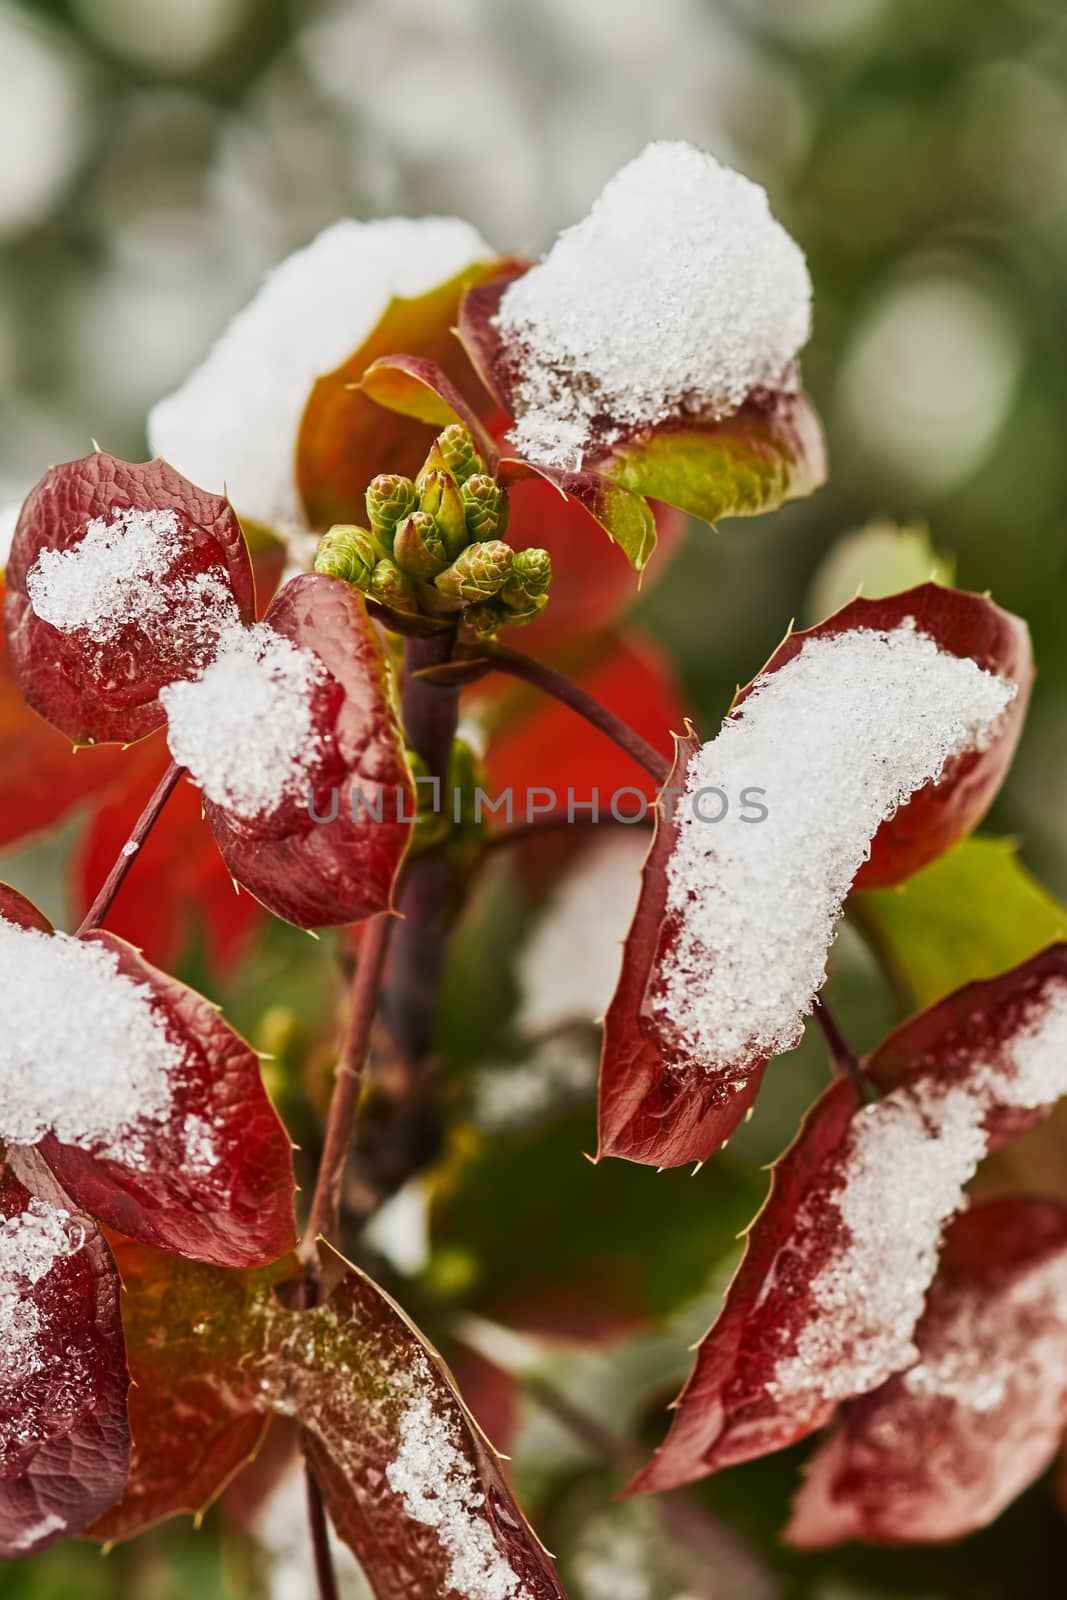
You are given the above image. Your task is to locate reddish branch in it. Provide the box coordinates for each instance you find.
[75,759,185,935]
[483,641,672,785]
[304,1467,341,1600]
[303,910,395,1259]
[812,994,875,1101]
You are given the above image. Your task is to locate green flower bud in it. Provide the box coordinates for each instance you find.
[501,547,552,611]
[313,524,376,590]
[366,474,417,548]
[393,510,449,582]
[417,470,468,560]
[436,423,485,485]
[415,440,450,494]
[435,539,514,603]
[460,474,508,542]
[369,557,419,615]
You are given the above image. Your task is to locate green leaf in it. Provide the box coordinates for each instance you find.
[593,392,826,529]
[853,836,1067,1010]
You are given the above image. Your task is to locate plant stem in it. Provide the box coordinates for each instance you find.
[380,631,462,1064]
[303,911,394,1260]
[304,1463,340,1600]
[812,995,875,1101]
[484,642,671,785]
[75,759,185,936]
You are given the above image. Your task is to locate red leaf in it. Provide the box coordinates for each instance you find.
[0,882,54,934]
[787,1197,1067,1547]
[628,945,1067,1492]
[93,1240,567,1597]
[599,584,1031,1170]
[298,1264,567,1600]
[597,729,768,1168]
[0,575,131,849]
[198,574,414,930]
[0,1149,129,1558]
[751,585,1032,891]
[35,929,296,1268]
[90,1241,288,1542]
[3,454,254,746]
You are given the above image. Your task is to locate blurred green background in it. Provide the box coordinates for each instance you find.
[4,0,1067,1595]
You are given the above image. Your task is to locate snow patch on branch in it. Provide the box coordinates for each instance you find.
[496,140,811,469]
[161,621,325,820]
[653,619,1015,1081]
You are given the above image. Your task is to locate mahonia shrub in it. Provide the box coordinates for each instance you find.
[1,139,1065,1594]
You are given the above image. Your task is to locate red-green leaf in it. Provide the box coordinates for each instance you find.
[499,457,657,573]
[594,392,826,528]
[0,1148,130,1558]
[360,355,499,468]
[629,944,1067,1492]
[93,1241,567,1597]
[503,485,685,652]
[297,260,515,531]
[90,1241,288,1542]
[199,574,414,930]
[787,1197,1067,1547]
[3,454,254,746]
[459,274,826,532]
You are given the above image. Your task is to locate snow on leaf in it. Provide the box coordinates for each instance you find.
[0,1148,129,1558]
[787,1197,1067,1547]
[0,889,296,1268]
[94,1241,567,1598]
[3,453,254,746]
[162,622,328,822]
[490,142,811,471]
[150,219,493,541]
[459,144,824,531]
[185,574,414,930]
[628,946,1067,1492]
[599,587,1028,1169]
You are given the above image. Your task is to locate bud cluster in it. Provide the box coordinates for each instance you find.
[313,424,551,638]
